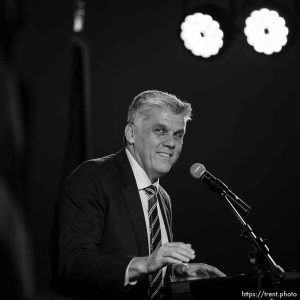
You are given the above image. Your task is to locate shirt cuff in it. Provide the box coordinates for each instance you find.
[124,258,138,286]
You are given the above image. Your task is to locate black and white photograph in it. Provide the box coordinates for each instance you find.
[1,0,300,299]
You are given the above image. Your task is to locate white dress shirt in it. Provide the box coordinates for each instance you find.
[124,148,169,285]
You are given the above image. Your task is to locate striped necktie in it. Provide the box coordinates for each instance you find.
[144,185,163,300]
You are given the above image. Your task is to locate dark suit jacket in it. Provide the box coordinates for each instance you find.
[49,148,173,300]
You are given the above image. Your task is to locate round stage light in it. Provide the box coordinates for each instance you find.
[180,12,224,58]
[244,8,289,55]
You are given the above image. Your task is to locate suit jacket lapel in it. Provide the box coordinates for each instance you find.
[116,149,149,256]
[122,184,149,256]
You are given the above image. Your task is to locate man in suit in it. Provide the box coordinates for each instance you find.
[50,90,225,300]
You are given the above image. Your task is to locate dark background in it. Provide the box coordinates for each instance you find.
[3,0,300,297]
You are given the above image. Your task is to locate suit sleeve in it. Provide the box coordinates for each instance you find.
[55,172,132,292]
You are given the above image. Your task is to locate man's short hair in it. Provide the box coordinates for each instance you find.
[127,90,192,124]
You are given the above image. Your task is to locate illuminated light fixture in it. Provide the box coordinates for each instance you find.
[180,12,224,58]
[244,8,289,55]
[73,1,86,33]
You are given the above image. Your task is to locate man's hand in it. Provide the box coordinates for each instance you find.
[174,263,226,280]
[145,242,195,274]
[128,242,195,281]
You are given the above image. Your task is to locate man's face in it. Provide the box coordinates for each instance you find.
[129,106,186,182]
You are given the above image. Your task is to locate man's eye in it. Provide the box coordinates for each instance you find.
[175,133,184,140]
[155,129,165,134]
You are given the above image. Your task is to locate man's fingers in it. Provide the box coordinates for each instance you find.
[160,248,195,263]
[200,264,226,278]
[174,246,195,259]
[163,258,185,265]
[165,242,193,251]
[147,243,194,273]
[208,266,226,278]
[176,264,197,277]
[162,242,196,260]
[195,263,226,278]
[164,248,195,261]
[163,249,193,263]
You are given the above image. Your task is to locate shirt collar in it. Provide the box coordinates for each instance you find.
[125,148,159,191]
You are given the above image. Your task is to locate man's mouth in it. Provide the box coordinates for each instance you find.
[157,152,173,158]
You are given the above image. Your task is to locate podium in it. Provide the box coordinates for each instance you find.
[170,271,300,300]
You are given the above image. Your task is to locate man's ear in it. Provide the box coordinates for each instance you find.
[124,124,135,144]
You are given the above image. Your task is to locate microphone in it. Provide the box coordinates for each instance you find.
[190,163,251,216]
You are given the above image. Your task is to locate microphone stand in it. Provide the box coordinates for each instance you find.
[220,193,285,292]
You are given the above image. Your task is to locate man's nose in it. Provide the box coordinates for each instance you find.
[163,135,176,148]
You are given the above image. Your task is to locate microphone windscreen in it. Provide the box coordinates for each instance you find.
[190,163,206,179]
